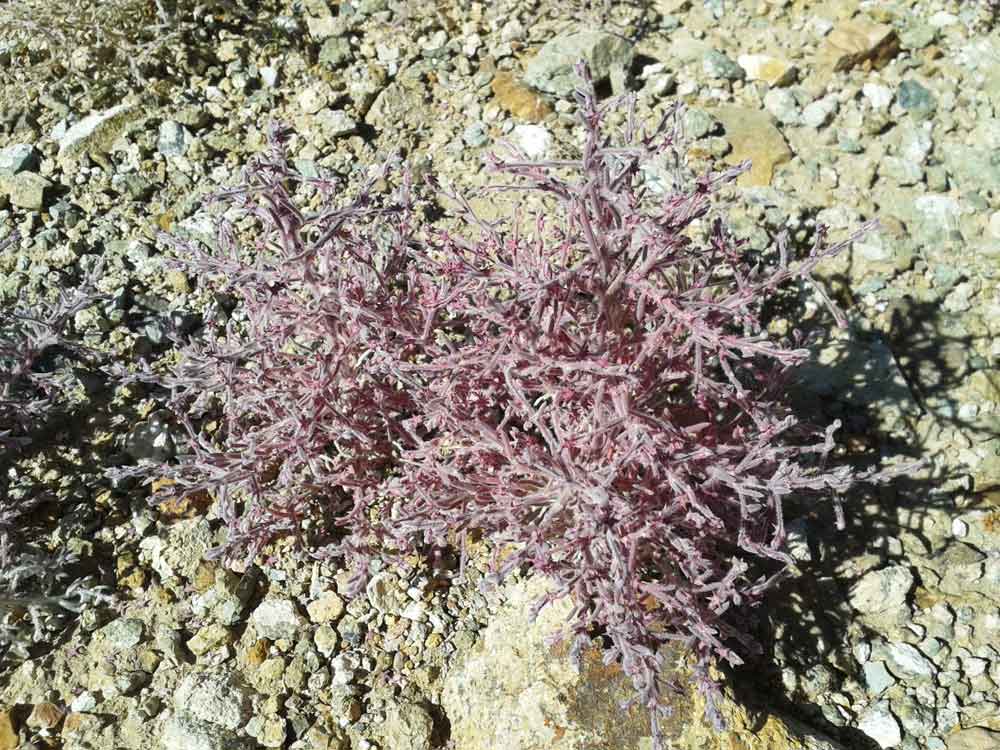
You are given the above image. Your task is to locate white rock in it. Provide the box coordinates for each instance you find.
[511,124,552,159]
[885,642,936,680]
[863,83,894,110]
[173,671,252,732]
[802,96,839,128]
[56,103,138,161]
[988,211,1000,239]
[857,702,902,748]
[952,518,969,538]
[736,53,797,86]
[929,11,959,27]
[249,599,305,641]
[400,601,427,622]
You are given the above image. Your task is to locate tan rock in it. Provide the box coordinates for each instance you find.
[818,20,900,72]
[711,106,793,187]
[737,53,798,86]
[441,575,846,750]
[26,702,64,731]
[0,710,17,750]
[491,71,552,122]
[945,727,1000,750]
[307,591,346,623]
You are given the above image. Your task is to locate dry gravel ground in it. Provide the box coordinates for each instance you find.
[1,0,1000,749]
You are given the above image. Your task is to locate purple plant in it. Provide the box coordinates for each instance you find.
[365,68,894,740]
[113,126,422,567]
[128,68,906,746]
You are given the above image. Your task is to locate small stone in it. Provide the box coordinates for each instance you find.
[988,211,1000,239]
[330,653,359,686]
[70,692,98,713]
[250,599,305,641]
[523,31,634,97]
[703,49,745,80]
[849,566,913,617]
[898,80,935,119]
[0,143,38,175]
[0,172,51,210]
[0,710,14,750]
[99,617,145,649]
[381,703,434,750]
[763,88,800,125]
[863,661,896,694]
[863,83,894,110]
[314,110,358,139]
[314,624,339,656]
[737,53,797,86]
[928,11,959,27]
[462,122,489,147]
[819,20,899,72]
[319,37,352,67]
[945,727,1000,750]
[885,642,936,681]
[260,66,279,88]
[802,96,839,128]
[247,715,286,748]
[307,591,346,623]
[510,124,552,159]
[158,121,192,157]
[26,703,64,731]
[713,106,793,187]
[188,623,234,656]
[881,156,923,186]
[857,702,902,748]
[173,670,252,732]
[298,83,331,114]
[684,108,720,139]
[400,600,427,622]
[491,71,551,122]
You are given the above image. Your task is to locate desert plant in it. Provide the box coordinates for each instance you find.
[121,67,908,746]
[362,66,901,740]
[109,125,422,567]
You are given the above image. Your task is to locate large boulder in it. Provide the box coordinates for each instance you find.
[441,575,846,750]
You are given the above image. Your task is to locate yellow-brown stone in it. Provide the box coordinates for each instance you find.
[491,71,552,122]
[712,106,793,187]
[818,20,900,72]
[0,710,17,750]
[26,702,64,731]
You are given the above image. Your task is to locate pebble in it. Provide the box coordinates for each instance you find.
[737,53,796,86]
[885,642,937,681]
[703,49,745,80]
[863,83,894,110]
[250,599,306,641]
[523,31,634,96]
[764,88,800,125]
[307,591,346,624]
[898,80,936,118]
[864,661,897,694]
[858,702,903,749]
[0,143,38,175]
[802,96,839,128]
[819,20,899,72]
[0,172,51,210]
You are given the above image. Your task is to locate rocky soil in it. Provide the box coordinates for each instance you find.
[1,0,999,749]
